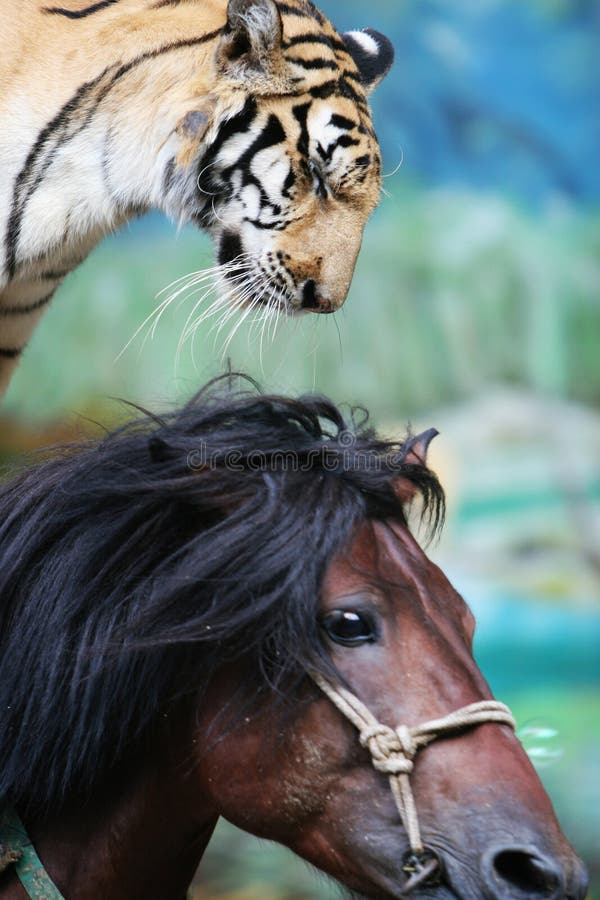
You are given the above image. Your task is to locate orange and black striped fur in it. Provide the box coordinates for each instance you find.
[0,0,393,395]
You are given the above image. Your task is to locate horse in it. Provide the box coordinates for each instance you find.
[0,377,588,899]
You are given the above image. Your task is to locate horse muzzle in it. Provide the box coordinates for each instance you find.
[480,842,589,900]
[425,840,589,900]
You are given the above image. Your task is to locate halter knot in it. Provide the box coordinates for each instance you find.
[395,724,418,759]
[360,723,416,775]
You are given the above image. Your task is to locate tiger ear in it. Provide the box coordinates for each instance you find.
[217,0,287,91]
[342,28,395,94]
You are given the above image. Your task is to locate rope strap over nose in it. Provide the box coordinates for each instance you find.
[311,673,516,858]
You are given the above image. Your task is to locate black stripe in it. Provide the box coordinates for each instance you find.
[43,0,119,19]
[40,269,71,280]
[222,115,286,178]
[4,30,222,281]
[309,81,337,100]
[338,77,367,106]
[276,3,313,18]
[243,218,287,231]
[196,97,258,199]
[216,115,287,229]
[307,76,368,109]
[336,135,360,149]
[284,34,345,52]
[305,1,326,25]
[0,348,23,359]
[1,293,55,317]
[285,56,338,71]
[292,103,311,158]
[282,165,296,199]
[330,113,356,131]
[202,98,257,165]
[316,133,359,164]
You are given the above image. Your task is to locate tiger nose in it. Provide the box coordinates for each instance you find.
[301,280,337,314]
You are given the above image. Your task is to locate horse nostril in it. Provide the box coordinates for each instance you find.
[484,846,564,899]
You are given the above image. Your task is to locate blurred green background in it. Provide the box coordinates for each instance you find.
[2,0,599,895]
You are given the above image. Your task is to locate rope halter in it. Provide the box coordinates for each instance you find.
[311,673,516,885]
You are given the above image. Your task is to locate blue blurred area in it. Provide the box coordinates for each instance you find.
[321,0,600,207]
[467,588,600,692]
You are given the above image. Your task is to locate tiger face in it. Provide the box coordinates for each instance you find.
[187,0,395,314]
[199,92,383,314]
[0,0,393,394]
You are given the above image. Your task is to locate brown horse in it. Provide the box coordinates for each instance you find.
[0,379,587,899]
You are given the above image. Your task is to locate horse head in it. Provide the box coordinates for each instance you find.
[0,378,587,899]
[195,493,587,900]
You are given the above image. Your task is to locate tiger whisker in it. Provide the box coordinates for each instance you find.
[167,266,250,371]
[178,281,244,371]
[114,298,172,362]
[197,279,252,345]
[132,264,247,352]
[269,287,286,342]
[383,148,404,179]
[172,272,255,320]
[211,194,227,227]
[219,290,264,361]
[176,285,225,360]
[211,278,260,341]
[156,253,255,297]
[159,260,255,308]
[196,161,219,198]
[258,284,279,372]
[159,257,257,353]
[208,287,259,360]
[179,285,237,355]
[183,269,259,338]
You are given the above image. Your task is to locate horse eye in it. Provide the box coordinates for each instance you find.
[321,610,376,647]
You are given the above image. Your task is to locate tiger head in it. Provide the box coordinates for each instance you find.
[167,0,394,315]
[0,0,394,396]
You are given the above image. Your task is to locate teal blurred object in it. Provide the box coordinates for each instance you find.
[469,590,600,692]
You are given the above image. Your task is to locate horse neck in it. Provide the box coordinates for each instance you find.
[3,721,219,900]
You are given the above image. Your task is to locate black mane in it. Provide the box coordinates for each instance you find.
[0,376,444,815]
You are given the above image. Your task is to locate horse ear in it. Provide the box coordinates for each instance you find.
[342,28,395,94]
[404,428,439,468]
[394,428,439,503]
[216,0,286,91]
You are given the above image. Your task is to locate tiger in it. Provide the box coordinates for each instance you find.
[0,0,394,396]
